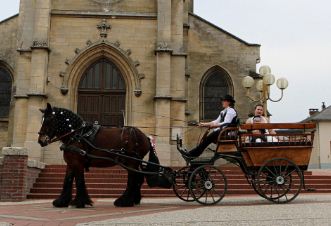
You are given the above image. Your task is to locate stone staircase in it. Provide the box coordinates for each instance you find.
[27,165,331,199]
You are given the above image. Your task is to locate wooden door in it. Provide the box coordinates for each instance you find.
[78,59,126,127]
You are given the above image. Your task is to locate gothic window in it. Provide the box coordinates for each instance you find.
[200,67,232,120]
[78,59,126,127]
[0,67,12,118]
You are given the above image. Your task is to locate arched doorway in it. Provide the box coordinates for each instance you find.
[200,66,233,120]
[77,58,126,127]
[0,67,12,118]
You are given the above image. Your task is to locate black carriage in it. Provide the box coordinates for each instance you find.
[174,123,316,205]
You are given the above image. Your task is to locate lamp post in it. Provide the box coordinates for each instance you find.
[242,65,289,117]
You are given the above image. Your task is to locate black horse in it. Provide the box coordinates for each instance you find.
[38,103,163,208]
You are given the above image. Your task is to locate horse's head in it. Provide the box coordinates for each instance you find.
[38,103,83,147]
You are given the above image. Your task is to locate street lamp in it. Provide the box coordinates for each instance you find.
[242,65,288,117]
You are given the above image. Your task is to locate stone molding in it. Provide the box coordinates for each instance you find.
[27,159,46,169]
[26,93,48,98]
[13,95,29,99]
[31,40,51,52]
[155,42,173,53]
[154,96,173,100]
[172,97,188,102]
[91,0,123,12]
[60,39,144,97]
[2,147,28,156]
[51,10,157,19]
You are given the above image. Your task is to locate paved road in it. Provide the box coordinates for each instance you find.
[1,194,331,226]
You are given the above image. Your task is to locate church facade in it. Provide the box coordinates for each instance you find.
[0,0,260,166]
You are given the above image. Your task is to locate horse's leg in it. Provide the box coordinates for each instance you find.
[71,168,93,208]
[133,173,144,205]
[53,166,74,208]
[114,170,141,207]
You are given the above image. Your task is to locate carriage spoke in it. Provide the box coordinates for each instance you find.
[285,169,297,178]
[265,166,277,177]
[257,158,303,204]
[189,165,226,205]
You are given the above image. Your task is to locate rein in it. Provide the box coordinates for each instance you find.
[48,124,86,145]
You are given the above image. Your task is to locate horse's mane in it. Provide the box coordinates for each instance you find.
[52,107,84,134]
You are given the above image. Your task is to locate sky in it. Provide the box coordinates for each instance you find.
[1,0,330,122]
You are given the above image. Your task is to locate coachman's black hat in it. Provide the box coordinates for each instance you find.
[221,94,236,103]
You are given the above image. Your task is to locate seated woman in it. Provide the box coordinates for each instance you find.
[179,95,238,158]
[246,104,276,142]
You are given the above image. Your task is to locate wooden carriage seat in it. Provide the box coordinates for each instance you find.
[239,123,316,148]
[216,127,239,153]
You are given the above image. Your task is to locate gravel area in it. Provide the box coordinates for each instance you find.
[78,195,331,226]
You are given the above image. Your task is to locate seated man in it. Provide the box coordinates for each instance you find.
[246,104,276,142]
[179,95,238,158]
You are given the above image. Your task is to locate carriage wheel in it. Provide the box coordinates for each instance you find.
[256,158,303,204]
[251,177,267,199]
[188,165,227,205]
[173,166,195,202]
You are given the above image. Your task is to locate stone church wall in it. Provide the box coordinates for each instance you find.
[44,16,158,163]
[0,16,18,153]
[184,14,260,149]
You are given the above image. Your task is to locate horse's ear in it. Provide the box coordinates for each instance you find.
[39,108,45,114]
[46,103,52,112]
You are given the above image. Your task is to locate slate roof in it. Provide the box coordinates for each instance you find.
[189,13,260,47]
[302,105,331,122]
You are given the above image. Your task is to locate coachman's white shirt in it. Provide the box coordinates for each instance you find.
[211,107,237,131]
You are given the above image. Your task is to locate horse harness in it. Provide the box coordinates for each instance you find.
[60,124,141,171]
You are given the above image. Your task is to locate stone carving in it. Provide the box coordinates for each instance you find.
[31,40,48,48]
[91,0,123,12]
[133,61,140,67]
[97,19,112,38]
[59,72,65,78]
[75,48,81,54]
[125,49,132,56]
[86,40,92,46]
[155,41,173,52]
[134,90,142,97]
[60,86,69,95]
[114,40,121,47]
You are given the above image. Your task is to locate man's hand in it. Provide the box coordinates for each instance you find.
[198,122,210,127]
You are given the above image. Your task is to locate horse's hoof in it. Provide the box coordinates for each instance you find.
[134,195,142,205]
[114,196,135,207]
[53,198,70,208]
[70,198,93,208]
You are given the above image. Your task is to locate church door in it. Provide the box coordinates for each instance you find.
[78,59,126,127]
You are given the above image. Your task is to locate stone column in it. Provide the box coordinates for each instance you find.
[0,147,28,202]
[24,0,51,161]
[170,0,186,166]
[11,0,35,146]
[155,0,172,165]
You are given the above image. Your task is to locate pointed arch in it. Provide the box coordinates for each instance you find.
[77,58,126,127]
[200,65,234,120]
[0,62,13,118]
[66,41,138,125]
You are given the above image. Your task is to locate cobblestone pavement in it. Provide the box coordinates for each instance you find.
[1,194,331,226]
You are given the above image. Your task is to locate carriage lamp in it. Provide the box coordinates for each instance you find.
[242,65,289,116]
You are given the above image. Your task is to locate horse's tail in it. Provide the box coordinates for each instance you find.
[144,136,173,188]
[145,136,160,173]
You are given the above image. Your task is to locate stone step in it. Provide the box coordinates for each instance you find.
[27,165,329,200]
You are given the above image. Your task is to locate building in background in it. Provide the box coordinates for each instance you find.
[0,0,260,166]
[303,104,331,169]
